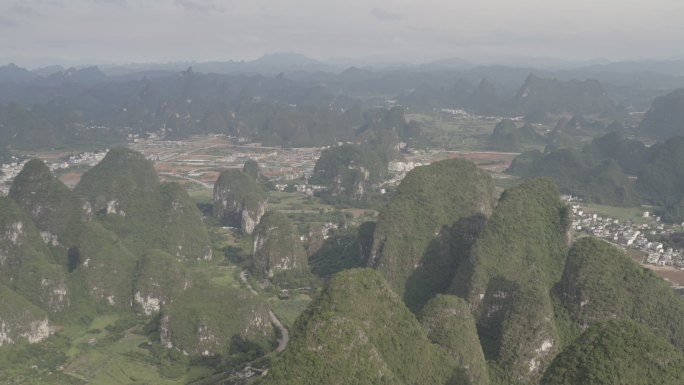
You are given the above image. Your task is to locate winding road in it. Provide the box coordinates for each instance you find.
[240,270,289,352]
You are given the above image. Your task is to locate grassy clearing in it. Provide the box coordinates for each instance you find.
[187,187,214,203]
[63,331,213,385]
[268,191,329,211]
[269,293,312,329]
[61,314,121,357]
[207,265,240,289]
[407,113,498,151]
[582,203,655,225]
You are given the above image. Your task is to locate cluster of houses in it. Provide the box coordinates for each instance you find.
[564,196,684,269]
[47,151,106,171]
[0,151,107,195]
[130,135,323,184]
[0,159,28,195]
[274,182,326,196]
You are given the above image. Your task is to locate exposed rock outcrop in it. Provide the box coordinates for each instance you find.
[311,143,385,202]
[75,148,211,260]
[252,211,307,279]
[0,197,69,313]
[0,284,50,347]
[133,249,192,316]
[213,169,267,234]
[9,159,88,250]
[159,282,273,356]
[451,178,571,383]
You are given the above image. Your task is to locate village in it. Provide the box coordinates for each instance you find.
[564,195,684,270]
[0,151,106,194]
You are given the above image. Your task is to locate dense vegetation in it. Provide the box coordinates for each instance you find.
[0,148,273,375]
[512,75,618,116]
[368,158,496,311]
[451,178,571,383]
[510,130,684,222]
[420,294,490,385]
[6,56,684,384]
[9,159,87,252]
[252,211,308,281]
[311,143,387,203]
[557,237,684,349]
[75,148,212,260]
[488,120,545,152]
[508,147,635,206]
[160,281,274,357]
[213,168,268,234]
[260,269,463,385]
[308,225,368,277]
[638,88,684,139]
[541,320,684,385]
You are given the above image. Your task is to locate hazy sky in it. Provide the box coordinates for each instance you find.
[1,0,683,67]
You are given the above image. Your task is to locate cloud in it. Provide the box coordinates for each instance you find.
[175,0,224,13]
[0,16,17,28]
[12,3,38,15]
[371,8,404,21]
[92,0,127,5]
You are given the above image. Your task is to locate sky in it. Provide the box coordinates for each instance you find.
[1,0,684,68]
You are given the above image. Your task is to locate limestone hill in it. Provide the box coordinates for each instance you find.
[541,320,684,385]
[75,148,211,260]
[213,169,268,235]
[368,158,496,311]
[260,269,463,385]
[451,178,571,382]
[311,143,386,202]
[252,211,307,280]
[557,237,684,350]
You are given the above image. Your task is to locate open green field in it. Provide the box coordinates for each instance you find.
[187,187,214,203]
[582,203,656,225]
[408,112,497,151]
[207,265,241,288]
[268,191,329,211]
[62,330,214,385]
[269,293,312,329]
[61,314,121,357]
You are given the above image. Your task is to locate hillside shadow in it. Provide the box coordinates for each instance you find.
[404,214,486,313]
[476,276,520,360]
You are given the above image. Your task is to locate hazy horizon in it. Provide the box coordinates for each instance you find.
[1,0,683,68]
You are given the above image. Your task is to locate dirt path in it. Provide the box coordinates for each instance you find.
[159,172,213,188]
[239,270,258,295]
[269,310,289,353]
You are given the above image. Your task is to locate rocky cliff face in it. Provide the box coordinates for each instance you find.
[252,211,307,279]
[9,159,88,249]
[311,143,385,203]
[133,250,192,316]
[0,284,50,347]
[0,197,70,313]
[213,169,267,234]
